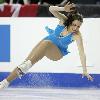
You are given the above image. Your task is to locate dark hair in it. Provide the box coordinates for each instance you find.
[64,13,83,27]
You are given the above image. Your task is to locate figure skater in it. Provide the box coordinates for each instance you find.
[0,2,93,89]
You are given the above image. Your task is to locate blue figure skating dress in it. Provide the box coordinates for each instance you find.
[44,24,74,56]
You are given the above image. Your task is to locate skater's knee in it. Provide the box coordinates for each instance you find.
[42,40,52,47]
[17,60,32,78]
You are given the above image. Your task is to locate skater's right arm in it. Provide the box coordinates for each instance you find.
[49,2,75,24]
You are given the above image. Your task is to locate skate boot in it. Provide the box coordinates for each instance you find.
[0,79,9,90]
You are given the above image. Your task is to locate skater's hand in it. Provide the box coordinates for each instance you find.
[82,73,93,81]
[64,2,76,12]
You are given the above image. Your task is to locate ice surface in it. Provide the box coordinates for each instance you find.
[0,88,100,100]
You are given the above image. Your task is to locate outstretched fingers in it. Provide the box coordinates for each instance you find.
[82,74,93,82]
[87,74,93,81]
[64,2,76,12]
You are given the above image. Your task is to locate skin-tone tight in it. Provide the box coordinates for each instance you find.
[6,40,63,82]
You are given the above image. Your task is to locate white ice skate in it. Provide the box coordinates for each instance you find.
[0,79,9,90]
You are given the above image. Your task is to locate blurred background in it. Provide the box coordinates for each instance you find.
[0,0,100,17]
[1,0,100,5]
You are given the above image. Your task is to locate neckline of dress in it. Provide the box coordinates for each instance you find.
[59,32,73,38]
[59,26,73,37]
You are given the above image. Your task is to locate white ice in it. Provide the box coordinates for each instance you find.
[0,88,100,100]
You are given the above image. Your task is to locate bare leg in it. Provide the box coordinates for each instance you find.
[45,42,63,61]
[25,40,43,61]
[6,68,19,82]
[0,40,63,89]
[6,40,52,82]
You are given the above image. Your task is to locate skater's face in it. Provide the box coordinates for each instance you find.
[68,20,82,33]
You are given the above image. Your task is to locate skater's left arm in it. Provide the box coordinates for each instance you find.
[74,32,93,81]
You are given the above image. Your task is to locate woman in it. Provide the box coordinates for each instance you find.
[0,2,93,89]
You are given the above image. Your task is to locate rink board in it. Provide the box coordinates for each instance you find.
[0,72,99,88]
